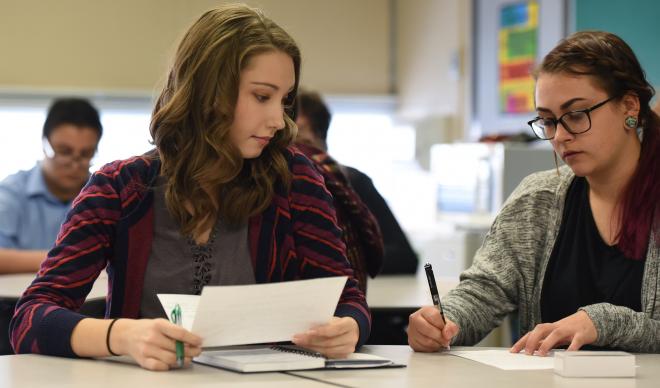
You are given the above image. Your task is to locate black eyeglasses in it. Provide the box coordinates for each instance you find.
[527,97,615,140]
[42,139,96,168]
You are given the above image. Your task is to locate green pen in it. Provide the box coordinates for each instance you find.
[171,304,184,368]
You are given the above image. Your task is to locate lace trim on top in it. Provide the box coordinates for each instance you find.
[188,225,219,295]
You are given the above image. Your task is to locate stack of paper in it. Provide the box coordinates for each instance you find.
[449,349,637,378]
[554,351,636,377]
[448,350,555,370]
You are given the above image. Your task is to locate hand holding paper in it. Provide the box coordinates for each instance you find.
[158,276,348,347]
[292,316,359,358]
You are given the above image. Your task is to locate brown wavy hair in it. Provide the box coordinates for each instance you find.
[150,4,301,240]
[537,31,659,259]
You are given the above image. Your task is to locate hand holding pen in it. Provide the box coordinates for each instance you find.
[424,263,446,324]
[406,262,460,352]
[104,316,203,371]
[171,304,185,368]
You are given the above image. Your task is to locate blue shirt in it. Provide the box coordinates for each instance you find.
[0,164,71,250]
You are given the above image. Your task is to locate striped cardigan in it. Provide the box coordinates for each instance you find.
[296,143,384,294]
[10,148,370,357]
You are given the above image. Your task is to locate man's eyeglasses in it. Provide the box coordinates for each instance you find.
[527,97,615,140]
[42,139,96,168]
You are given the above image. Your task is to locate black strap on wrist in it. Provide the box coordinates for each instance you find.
[106,318,120,356]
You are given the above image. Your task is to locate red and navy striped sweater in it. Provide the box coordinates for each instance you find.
[10,147,370,356]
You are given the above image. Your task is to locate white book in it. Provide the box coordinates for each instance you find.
[194,345,397,373]
[554,351,636,377]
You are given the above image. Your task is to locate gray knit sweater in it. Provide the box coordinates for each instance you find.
[442,166,660,352]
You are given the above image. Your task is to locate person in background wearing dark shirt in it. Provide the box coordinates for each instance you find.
[295,91,419,275]
[294,92,384,294]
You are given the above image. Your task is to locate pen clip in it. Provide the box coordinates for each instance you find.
[171,303,182,326]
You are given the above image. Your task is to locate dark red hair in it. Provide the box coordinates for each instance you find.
[538,31,659,260]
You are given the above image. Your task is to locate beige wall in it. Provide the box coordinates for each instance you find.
[395,0,471,150]
[0,0,391,95]
[0,0,475,138]
[257,0,391,94]
[395,0,469,121]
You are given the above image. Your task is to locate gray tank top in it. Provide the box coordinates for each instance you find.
[139,177,255,318]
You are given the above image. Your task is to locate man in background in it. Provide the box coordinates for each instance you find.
[0,98,102,273]
[295,91,419,275]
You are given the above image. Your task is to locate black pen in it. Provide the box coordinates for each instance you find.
[424,263,446,324]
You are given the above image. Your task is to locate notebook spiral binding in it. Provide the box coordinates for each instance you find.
[270,345,324,359]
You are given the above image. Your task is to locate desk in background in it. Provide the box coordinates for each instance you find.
[366,274,458,345]
[366,274,510,347]
[367,273,458,309]
[0,272,107,300]
[0,272,108,355]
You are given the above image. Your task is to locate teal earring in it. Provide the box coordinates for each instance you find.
[625,116,638,129]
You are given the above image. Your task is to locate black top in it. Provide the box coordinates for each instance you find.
[541,177,645,324]
[344,166,419,274]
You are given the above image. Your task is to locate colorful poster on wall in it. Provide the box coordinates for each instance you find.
[499,1,538,114]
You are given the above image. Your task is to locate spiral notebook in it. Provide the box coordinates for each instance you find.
[193,345,400,373]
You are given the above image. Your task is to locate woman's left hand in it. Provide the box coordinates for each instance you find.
[292,317,359,358]
[510,310,598,356]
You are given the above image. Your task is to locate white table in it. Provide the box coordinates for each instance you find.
[295,345,659,388]
[2,346,655,388]
[0,354,329,387]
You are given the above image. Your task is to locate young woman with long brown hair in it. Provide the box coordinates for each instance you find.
[10,4,369,370]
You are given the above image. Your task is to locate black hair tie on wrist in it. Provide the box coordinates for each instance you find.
[106,318,120,356]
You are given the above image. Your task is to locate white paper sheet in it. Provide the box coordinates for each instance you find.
[448,349,555,370]
[158,276,347,347]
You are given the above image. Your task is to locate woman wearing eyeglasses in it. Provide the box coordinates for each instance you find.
[408,30,659,354]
